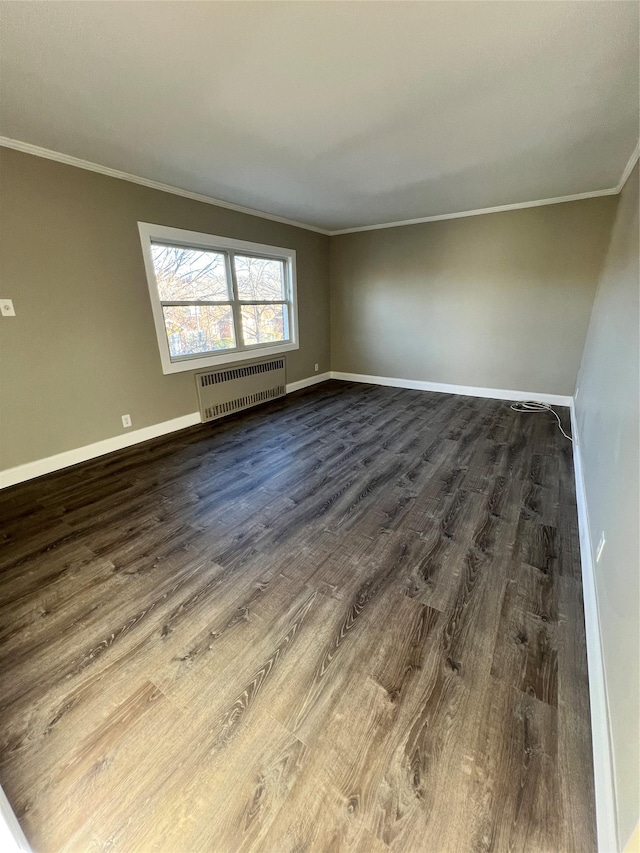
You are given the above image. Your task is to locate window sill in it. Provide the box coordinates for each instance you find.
[159,340,299,374]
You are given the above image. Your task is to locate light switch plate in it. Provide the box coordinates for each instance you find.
[0,299,16,317]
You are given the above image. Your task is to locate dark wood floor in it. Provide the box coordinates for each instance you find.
[0,380,595,852]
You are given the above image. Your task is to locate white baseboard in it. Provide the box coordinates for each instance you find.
[570,402,619,853]
[0,412,203,489]
[0,373,331,489]
[286,371,331,393]
[329,371,573,406]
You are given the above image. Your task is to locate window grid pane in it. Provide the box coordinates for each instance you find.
[240,304,288,346]
[234,255,285,301]
[151,243,230,302]
[162,304,236,358]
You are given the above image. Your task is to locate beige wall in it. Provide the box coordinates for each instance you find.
[330,197,618,395]
[0,148,330,470]
[575,163,639,850]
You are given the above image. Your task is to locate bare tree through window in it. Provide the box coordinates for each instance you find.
[141,224,296,371]
[235,255,287,345]
[151,244,234,355]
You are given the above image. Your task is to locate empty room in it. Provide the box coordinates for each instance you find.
[0,2,638,852]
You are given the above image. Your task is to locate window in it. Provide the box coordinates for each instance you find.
[138,223,298,374]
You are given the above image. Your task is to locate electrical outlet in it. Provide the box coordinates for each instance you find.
[596,532,606,562]
[314,363,319,372]
[122,414,132,428]
[0,299,16,317]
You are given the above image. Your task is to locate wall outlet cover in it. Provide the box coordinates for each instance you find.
[0,299,16,317]
[122,414,132,428]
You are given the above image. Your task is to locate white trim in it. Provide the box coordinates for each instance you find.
[0,787,31,851]
[137,222,299,375]
[286,371,331,393]
[569,402,619,853]
[616,142,640,192]
[0,136,329,235]
[1,135,635,236]
[328,187,620,235]
[329,371,572,406]
[0,373,329,488]
[0,413,202,489]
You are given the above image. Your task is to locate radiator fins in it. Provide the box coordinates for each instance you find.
[198,358,285,387]
[203,385,286,421]
[195,358,286,423]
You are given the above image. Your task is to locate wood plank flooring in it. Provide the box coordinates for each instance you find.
[0,380,596,852]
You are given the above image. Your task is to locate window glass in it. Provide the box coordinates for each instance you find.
[235,255,285,301]
[240,304,287,346]
[162,305,235,357]
[151,244,229,302]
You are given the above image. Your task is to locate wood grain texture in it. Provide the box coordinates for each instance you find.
[0,380,596,852]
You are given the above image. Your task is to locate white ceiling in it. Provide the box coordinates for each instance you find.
[1,1,638,232]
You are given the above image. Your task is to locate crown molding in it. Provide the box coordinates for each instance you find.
[327,186,620,235]
[327,143,637,234]
[2,134,635,236]
[0,136,331,236]
[616,141,639,192]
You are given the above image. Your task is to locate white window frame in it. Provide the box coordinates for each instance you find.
[138,222,299,375]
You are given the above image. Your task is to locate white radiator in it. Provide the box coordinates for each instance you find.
[195,357,286,423]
